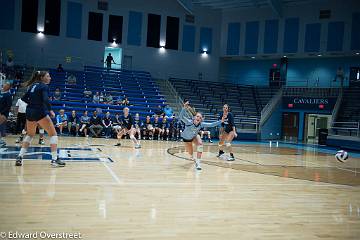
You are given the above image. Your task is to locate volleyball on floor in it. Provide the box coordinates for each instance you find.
[335,150,349,162]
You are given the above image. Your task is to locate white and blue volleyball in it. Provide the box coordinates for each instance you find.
[335,150,349,163]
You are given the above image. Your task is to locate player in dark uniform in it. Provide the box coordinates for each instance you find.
[153,116,163,140]
[161,116,170,140]
[217,104,237,161]
[142,116,154,140]
[16,71,65,167]
[114,107,141,148]
[133,113,143,140]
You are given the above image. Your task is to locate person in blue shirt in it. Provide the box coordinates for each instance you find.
[79,110,90,137]
[163,105,173,118]
[56,109,68,135]
[16,71,65,167]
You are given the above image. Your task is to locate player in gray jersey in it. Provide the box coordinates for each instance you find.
[179,101,224,170]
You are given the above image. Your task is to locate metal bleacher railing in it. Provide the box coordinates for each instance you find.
[330,122,360,137]
[169,77,260,131]
[260,88,282,128]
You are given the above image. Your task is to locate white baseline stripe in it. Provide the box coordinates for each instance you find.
[0,181,357,188]
[101,161,122,184]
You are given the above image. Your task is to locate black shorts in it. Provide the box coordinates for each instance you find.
[183,137,195,142]
[224,128,233,134]
[26,108,47,122]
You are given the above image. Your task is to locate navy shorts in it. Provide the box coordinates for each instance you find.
[26,108,47,122]
[183,137,195,142]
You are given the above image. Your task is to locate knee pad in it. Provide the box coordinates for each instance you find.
[197,145,203,153]
[225,142,231,147]
[49,136,58,144]
[39,129,45,134]
[23,135,34,144]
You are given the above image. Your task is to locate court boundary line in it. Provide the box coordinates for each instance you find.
[167,146,359,187]
[101,161,122,184]
[0,181,357,188]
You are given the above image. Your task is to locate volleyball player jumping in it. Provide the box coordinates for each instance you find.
[16,71,65,167]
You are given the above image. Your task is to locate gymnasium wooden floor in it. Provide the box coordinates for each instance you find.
[0,136,359,239]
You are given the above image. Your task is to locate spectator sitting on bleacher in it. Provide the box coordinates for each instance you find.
[114,96,123,105]
[93,91,100,103]
[169,116,179,141]
[83,88,92,98]
[143,115,154,140]
[99,92,105,103]
[102,111,112,138]
[56,64,64,72]
[79,110,90,137]
[161,116,170,141]
[122,96,130,106]
[68,110,80,136]
[112,113,122,137]
[155,105,164,117]
[66,74,76,85]
[6,56,14,68]
[56,109,68,135]
[89,110,103,137]
[163,105,173,118]
[134,113,143,140]
[53,88,61,101]
[153,116,163,140]
[105,93,113,105]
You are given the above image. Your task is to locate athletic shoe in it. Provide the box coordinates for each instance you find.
[15,156,23,166]
[39,139,45,145]
[195,160,202,170]
[51,158,66,167]
[16,136,23,143]
[227,156,235,161]
[114,143,121,146]
[216,152,224,158]
[209,139,213,143]
[135,144,141,149]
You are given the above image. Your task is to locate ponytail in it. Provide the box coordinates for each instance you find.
[23,70,48,87]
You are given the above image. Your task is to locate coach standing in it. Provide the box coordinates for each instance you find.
[0,82,12,147]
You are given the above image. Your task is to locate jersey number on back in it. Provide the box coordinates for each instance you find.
[30,85,37,93]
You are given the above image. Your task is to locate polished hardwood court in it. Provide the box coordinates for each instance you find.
[0,136,359,239]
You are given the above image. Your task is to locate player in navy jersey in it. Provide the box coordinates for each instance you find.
[114,107,141,148]
[217,104,237,161]
[161,116,170,140]
[142,116,154,140]
[153,116,163,140]
[133,113,143,140]
[16,71,65,167]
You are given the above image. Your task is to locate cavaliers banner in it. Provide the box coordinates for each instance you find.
[282,97,337,110]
